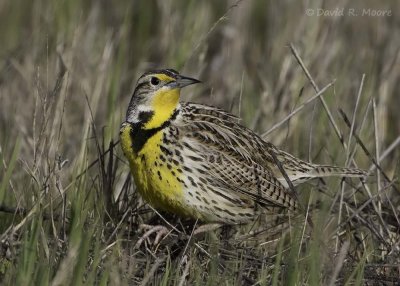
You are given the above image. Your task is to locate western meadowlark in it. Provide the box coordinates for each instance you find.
[120,69,365,224]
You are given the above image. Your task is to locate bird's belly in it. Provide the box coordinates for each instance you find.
[132,157,184,214]
[122,127,187,215]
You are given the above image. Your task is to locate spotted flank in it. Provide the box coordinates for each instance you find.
[120,69,367,224]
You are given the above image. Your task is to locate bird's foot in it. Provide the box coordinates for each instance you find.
[135,224,173,249]
[135,222,224,249]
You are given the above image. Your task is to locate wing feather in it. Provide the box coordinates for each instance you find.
[177,103,298,211]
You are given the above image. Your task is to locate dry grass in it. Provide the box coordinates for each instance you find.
[0,0,399,284]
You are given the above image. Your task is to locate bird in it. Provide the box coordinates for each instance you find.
[119,69,366,224]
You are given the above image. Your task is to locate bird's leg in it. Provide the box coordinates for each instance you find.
[193,223,223,235]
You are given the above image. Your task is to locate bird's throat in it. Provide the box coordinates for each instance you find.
[144,88,180,129]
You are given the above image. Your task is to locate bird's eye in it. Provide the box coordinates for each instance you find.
[150,77,160,86]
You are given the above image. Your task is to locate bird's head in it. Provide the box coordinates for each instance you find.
[126,69,200,129]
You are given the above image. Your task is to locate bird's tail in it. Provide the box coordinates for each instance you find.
[311,165,367,178]
[282,164,367,187]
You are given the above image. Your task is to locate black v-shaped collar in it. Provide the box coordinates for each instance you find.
[129,109,179,153]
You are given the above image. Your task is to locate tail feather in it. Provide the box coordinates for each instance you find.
[312,165,367,178]
[278,164,367,188]
[272,149,367,187]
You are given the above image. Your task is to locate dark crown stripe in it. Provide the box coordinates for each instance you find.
[141,68,179,79]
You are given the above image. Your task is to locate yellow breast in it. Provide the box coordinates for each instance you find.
[120,123,187,215]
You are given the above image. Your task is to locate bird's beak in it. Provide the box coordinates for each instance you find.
[168,75,201,89]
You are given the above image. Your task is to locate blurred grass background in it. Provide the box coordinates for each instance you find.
[0,0,399,284]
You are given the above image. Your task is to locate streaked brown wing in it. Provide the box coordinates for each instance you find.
[177,103,298,211]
